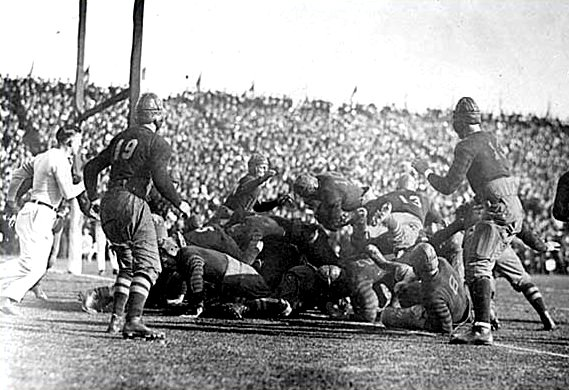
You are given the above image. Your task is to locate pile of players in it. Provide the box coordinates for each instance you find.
[78,96,563,345]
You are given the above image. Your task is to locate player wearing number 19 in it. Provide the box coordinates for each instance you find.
[413,97,524,346]
[83,93,191,340]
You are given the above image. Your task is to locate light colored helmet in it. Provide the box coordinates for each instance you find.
[135,92,164,125]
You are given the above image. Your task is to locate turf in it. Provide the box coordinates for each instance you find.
[1,260,568,390]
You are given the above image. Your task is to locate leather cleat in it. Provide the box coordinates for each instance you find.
[106,313,124,334]
[450,325,493,346]
[122,317,165,340]
[540,311,557,331]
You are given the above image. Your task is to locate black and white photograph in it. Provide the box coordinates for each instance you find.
[1,0,568,388]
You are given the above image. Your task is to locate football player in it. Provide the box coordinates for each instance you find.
[413,97,524,345]
[552,170,569,222]
[293,172,370,231]
[83,92,192,340]
[380,242,471,334]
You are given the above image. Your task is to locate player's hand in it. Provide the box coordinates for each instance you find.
[179,200,191,218]
[5,200,17,229]
[412,159,430,176]
[277,193,296,208]
[266,169,278,179]
[544,241,560,252]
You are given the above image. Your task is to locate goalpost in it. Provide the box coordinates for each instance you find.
[67,0,145,274]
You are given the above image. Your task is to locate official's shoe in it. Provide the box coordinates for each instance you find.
[540,311,557,331]
[31,285,49,301]
[80,290,99,315]
[0,298,20,316]
[450,325,493,346]
[106,313,124,334]
[122,317,165,340]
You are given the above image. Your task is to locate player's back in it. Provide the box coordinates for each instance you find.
[317,173,364,211]
[107,126,159,183]
[458,131,511,194]
[422,257,468,322]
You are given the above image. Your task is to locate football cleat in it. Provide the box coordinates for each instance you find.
[277,299,292,318]
[122,317,165,340]
[106,314,124,334]
[450,325,493,346]
[540,311,557,331]
[220,302,250,320]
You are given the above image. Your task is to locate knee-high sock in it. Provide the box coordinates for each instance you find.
[520,282,547,316]
[471,277,492,327]
[112,275,131,316]
[126,273,152,320]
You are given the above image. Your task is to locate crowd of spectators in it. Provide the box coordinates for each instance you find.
[2,75,568,274]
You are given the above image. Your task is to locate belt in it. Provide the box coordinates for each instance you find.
[30,199,57,211]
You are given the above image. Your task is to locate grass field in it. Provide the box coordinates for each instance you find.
[1,258,568,390]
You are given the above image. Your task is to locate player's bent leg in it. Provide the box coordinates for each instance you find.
[380,305,427,331]
[516,278,557,331]
[450,276,493,346]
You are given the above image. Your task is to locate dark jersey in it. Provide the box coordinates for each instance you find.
[306,172,366,231]
[429,131,511,196]
[84,125,180,206]
[224,173,271,213]
[422,258,470,333]
[337,254,413,322]
[184,225,243,260]
[553,171,569,222]
[365,189,437,224]
[177,245,229,292]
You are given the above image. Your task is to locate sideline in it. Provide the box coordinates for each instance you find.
[495,343,569,359]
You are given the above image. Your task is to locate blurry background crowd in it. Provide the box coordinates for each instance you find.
[2,75,568,274]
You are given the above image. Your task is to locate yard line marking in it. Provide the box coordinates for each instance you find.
[495,343,569,359]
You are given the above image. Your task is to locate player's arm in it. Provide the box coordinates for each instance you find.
[426,297,453,334]
[53,153,85,200]
[233,173,275,196]
[149,138,183,209]
[351,280,379,323]
[83,146,113,201]
[516,223,559,253]
[429,219,465,247]
[6,160,34,204]
[552,171,569,222]
[423,144,475,195]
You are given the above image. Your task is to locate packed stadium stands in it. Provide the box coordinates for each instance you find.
[1,75,568,273]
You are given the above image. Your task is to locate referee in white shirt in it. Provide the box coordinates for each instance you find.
[1,125,85,315]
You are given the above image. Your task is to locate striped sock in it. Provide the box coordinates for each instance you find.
[112,275,132,316]
[126,273,152,320]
